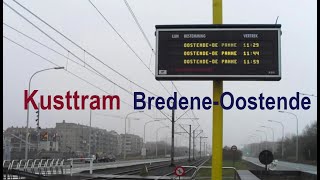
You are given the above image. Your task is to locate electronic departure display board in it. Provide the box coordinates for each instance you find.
[155,24,281,81]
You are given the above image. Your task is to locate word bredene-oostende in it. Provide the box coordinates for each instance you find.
[133,92,311,111]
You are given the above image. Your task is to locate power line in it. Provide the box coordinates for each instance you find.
[122,0,198,120]
[3,31,170,120]
[123,0,154,53]
[122,0,174,96]
[3,1,173,122]
[4,22,83,68]
[3,35,133,108]
[5,0,159,97]
[88,0,152,75]
[88,0,172,97]
[3,22,132,95]
[5,0,175,120]
[4,34,170,130]
[4,36,136,112]
[6,0,177,122]
[4,34,170,125]
[3,1,134,96]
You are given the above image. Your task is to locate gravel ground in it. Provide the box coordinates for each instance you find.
[79,157,210,178]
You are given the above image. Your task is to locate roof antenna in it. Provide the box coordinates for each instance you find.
[275,16,279,24]
[275,16,282,36]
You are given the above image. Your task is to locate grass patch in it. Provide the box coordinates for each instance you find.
[196,158,249,178]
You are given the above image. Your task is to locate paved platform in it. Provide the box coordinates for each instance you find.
[242,156,317,175]
[237,170,260,180]
[69,156,188,174]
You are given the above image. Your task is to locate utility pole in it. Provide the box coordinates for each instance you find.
[192,125,201,160]
[165,136,167,157]
[189,125,191,161]
[200,136,208,158]
[212,0,223,179]
[200,140,201,158]
[205,143,207,156]
[89,109,92,157]
[36,103,40,154]
[193,130,195,160]
[170,108,175,166]
[178,124,192,162]
[193,130,203,160]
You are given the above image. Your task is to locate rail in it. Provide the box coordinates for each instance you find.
[188,166,240,180]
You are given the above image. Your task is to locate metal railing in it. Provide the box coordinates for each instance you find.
[67,157,94,176]
[3,158,68,179]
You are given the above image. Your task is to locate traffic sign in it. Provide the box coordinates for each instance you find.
[174,166,186,176]
[259,150,274,165]
[231,145,237,151]
[155,24,281,81]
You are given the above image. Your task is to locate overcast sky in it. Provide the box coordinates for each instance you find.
[3,0,317,149]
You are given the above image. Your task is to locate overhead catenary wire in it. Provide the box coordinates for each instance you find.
[87,0,173,97]
[5,0,194,124]
[3,1,135,96]
[5,0,174,120]
[123,0,179,98]
[6,0,196,124]
[123,0,154,53]
[5,20,180,130]
[3,35,132,108]
[3,35,168,122]
[3,22,130,94]
[5,0,159,97]
[3,29,171,120]
[122,0,199,121]
[4,34,170,126]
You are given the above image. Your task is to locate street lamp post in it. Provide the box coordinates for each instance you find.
[279,111,299,162]
[247,138,256,156]
[256,130,268,150]
[298,92,317,97]
[25,67,64,160]
[261,126,275,155]
[124,111,143,160]
[143,120,160,158]
[249,134,263,153]
[248,135,260,156]
[268,120,285,159]
[156,126,169,158]
[143,120,161,145]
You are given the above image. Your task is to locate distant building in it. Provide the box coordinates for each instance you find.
[4,121,122,159]
[120,134,143,155]
[56,120,120,157]
[91,128,119,156]
[38,141,59,151]
[56,120,90,155]
[3,135,11,160]
[5,126,37,152]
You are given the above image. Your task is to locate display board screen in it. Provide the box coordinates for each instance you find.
[155,24,281,80]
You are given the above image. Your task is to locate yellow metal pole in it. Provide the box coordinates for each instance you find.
[212,0,223,180]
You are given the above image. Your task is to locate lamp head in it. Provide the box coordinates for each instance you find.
[54,67,64,69]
